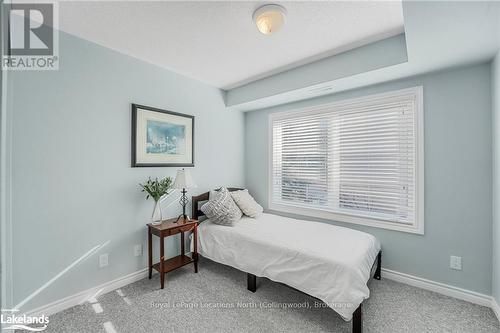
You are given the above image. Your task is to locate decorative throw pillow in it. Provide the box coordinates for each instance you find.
[231,189,263,218]
[201,187,242,226]
[209,188,221,200]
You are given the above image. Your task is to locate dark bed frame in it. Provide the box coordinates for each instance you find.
[192,188,382,333]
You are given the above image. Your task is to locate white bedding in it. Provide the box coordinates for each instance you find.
[193,213,381,321]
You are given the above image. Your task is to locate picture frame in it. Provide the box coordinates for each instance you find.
[131,104,195,167]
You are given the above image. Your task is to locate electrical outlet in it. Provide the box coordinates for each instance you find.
[134,244,143,257]
[99,253,109,268]
[450,256,462,270]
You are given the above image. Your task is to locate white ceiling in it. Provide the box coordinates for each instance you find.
[225,0,500,111]
[57,1,404,89]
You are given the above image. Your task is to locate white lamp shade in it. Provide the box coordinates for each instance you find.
[173,169,197,189]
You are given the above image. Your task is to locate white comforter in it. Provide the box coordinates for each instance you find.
[194,213,381,320]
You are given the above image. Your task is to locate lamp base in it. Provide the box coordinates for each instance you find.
[175,214,189,223]
[175,188,189,223]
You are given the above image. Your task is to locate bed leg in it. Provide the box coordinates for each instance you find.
[247,273,256,292]
[352,303,362,333]
[374,251,382,280]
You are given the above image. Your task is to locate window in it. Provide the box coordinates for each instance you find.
[269,87,424,234]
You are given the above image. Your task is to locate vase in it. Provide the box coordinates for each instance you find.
[151,200,163,225]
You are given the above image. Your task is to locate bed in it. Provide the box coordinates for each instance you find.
[191,188,382,333]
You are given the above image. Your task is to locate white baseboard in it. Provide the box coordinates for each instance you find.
[25,268,148,317]
[491,297,500,323]
[382,268,492,307]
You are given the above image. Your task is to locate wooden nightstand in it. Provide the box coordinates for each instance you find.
[147,217,198,289]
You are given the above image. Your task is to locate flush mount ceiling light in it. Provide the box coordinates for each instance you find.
[253,4,287,35]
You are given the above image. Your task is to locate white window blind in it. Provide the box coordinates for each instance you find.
[270,87,423,233]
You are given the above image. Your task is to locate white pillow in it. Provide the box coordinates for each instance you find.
[231,189,263,218]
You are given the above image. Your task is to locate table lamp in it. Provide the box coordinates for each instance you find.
[173,168,197,222]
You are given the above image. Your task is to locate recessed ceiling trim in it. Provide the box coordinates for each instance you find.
[226,34,408,107]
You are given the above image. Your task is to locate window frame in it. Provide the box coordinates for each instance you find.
[268,86,425,234]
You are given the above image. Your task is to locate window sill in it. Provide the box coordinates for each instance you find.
[268,202,424,235]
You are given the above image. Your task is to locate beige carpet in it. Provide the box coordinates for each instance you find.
[42,257,500,333]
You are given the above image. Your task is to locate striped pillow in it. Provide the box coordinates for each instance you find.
[201,187,242,226]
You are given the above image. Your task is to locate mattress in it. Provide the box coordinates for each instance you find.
[193,213,381,320]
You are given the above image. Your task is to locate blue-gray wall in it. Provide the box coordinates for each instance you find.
[3,26,496,313]
[245,63,492,294]
[5,31,244,312]
[492,51,500,304]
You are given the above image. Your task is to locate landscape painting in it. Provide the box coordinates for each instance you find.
[132,104,194,167]
[146,120,186,155]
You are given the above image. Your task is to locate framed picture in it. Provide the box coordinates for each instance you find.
[131,104,194,167]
